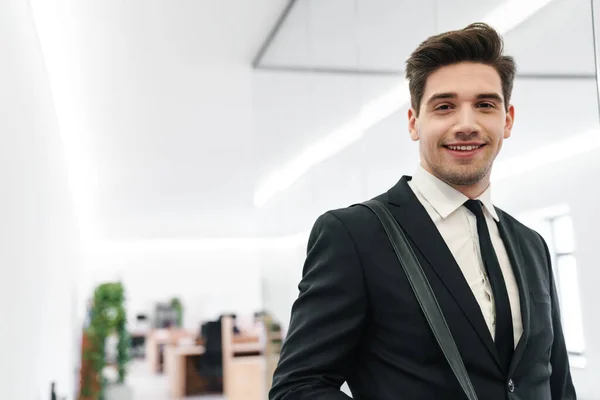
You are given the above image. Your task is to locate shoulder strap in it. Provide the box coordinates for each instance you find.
[359,199,479,400]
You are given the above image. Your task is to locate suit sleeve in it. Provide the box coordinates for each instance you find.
[540,236,577,399]
[269,211,367,400]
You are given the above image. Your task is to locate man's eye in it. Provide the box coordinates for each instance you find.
[478,102,495,108]
[435,104,451,111]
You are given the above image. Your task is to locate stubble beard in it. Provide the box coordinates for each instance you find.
[436,163,491,187]
[425,153,493,188]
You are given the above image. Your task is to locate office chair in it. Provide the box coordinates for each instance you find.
[198,321,208,341]
[195,319,223,392]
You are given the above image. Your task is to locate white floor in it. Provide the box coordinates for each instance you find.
[127,359,224,400]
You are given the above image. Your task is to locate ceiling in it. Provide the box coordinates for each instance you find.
[33,0,600,241]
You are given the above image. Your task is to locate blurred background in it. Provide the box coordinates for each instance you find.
[2,0,600,399]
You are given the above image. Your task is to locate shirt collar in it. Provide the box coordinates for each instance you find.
[411,165,499,221]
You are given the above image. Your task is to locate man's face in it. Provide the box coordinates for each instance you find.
[408,62,514,188]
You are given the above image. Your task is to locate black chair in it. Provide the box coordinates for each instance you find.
[195,320,223,391]
[198,321,209,340]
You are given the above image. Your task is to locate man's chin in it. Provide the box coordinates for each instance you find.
[434,166,490,187]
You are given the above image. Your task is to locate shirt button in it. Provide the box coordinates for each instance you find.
[508,378,515,392]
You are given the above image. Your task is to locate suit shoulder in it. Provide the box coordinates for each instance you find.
[319,193,388,229]
[496,207,547,247]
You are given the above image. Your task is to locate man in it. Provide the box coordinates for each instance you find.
[269,23,576,400]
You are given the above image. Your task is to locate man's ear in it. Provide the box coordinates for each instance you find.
[408,108,419,141]
[504,104,515,139]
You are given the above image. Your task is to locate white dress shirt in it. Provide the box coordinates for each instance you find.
[407,165,523,347]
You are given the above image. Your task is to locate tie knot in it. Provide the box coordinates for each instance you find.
[464,199,484,218]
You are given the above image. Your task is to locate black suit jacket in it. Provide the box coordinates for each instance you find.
[269,176,576,400]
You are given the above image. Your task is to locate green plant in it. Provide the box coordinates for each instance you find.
[170,297,183,327]
[80,282,129,400]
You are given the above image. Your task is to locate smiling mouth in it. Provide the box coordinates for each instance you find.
[443,144,486,151]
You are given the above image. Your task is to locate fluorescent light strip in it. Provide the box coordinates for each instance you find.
[31,1,100,247]
[483,0,554,33]
[254,0,555,207]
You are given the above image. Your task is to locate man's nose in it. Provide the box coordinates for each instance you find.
[453,108,479,136]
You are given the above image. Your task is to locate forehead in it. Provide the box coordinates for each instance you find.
[422,62,503,101]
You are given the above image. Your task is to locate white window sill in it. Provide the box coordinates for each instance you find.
[569,353,587,369]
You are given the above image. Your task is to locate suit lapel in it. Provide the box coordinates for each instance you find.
[386,176,502,371]
[496,209,531,375]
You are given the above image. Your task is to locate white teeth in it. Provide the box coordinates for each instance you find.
[448,145,481,151]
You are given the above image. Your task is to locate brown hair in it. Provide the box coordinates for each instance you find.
[405,22,516,116]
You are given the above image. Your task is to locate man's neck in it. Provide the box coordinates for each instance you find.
[450,180,490,199]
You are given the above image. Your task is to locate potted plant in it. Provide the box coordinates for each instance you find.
[79,282,131,400]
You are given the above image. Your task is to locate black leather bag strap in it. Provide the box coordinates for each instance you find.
[359,199,479,400]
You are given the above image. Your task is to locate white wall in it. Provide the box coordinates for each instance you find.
[85,246,263,332]
[0,1,80,399]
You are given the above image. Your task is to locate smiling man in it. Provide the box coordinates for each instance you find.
[269,23,576,400]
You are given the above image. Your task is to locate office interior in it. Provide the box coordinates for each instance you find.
[2,0,600,399]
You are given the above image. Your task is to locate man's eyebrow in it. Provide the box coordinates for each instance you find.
[426,92,457,105]
[476,93,504,103]
[425,92,504,105]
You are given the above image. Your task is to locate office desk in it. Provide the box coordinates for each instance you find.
[146,328,195,374]
[165,345,206,398]
[222,317,272,400]
[164,334,262,398]
[227,356,265,400]
[232,340,262,356]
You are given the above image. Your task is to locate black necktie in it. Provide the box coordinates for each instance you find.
[464,199,514,373]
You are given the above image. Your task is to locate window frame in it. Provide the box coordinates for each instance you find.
[546,213,586,357]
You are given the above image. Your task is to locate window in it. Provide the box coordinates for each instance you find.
[547,214,586,356]
[518,206,586,358]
